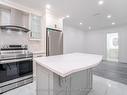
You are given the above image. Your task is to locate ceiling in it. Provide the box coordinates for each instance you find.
[8,0,127,31]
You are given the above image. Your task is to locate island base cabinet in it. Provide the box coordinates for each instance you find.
[36,64,49,95]
[52,74,69,95]
[70,69,92,95]
[36,64,92,95]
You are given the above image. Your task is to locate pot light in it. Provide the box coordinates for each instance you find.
[112,22,116,25]
[66,15,70,18]
[80,22,83,25]
[98,0,104,5]
[89,26,91,30]
[108,84,111,87]
[46,4,51,9]
[107,15,112,19]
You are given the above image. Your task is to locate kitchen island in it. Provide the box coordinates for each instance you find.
[34,53,102,95]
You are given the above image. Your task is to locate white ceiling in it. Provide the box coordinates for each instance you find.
[8,0,127,31]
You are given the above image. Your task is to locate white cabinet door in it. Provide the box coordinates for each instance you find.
[70,70,91,95]
[36,64,92,95]
[65,76,71,95]
[46,13,63,30]
[29,14,42,40]
[36,65,49,95]
[53,74,66,95]
[0,9,11,25]
[33,53,46,80]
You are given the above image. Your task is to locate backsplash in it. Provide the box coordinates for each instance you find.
[0,30,45,53]
[28,40,44,52]
[0,30,28,46]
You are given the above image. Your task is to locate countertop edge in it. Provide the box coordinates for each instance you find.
[34,57,102,77]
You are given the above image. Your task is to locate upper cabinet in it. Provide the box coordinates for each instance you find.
[46,11,63,30]
[0,8,11,25]
[0,4,63,41]
[29,14,42,40]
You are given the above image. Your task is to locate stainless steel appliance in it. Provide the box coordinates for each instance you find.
[0,6,29,32]
[46,28,63,56]
[0,45,33,94]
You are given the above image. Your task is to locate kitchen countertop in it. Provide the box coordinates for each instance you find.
[31,51,46,54]
[34,53,103,77]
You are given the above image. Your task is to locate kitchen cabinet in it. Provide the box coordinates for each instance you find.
[70,70,92,95]
[29,14,42,40]
[36,64,92,95]
[46,12,63,30]
[0,8,11,25]
[36,65,49,95]
[35,53,102,95]
[33,52,46,81]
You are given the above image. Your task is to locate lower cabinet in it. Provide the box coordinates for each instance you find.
[33,53,46,80]
[36,64,92,95]
[70,70,92,95]
[36,65,49,95]
[52,74,68,95]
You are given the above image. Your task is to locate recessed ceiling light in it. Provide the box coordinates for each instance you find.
[107,15,112,19]
[112,22,116,25]
[66,15,70,18]
[46,4,51,9]
[89,26,91,30]
[80,22,83,25]
[98,0,104,5]
[108,84,111,87]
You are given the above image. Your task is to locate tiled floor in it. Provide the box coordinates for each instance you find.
[2,75,127,95]
[88,75,127,95]
[94,60,127,84]
[2,81,36,95]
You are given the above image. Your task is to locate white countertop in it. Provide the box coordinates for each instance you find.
[34,53,103,77]
[31,51,46,54]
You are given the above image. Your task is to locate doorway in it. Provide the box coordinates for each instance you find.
[107,33,119,62]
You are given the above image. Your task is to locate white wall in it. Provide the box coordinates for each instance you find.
[117,25,127,63]
[84,25,127,63]
[63,25,86,54]
[63,24,127,63]
[0,30,29,46]
[84,29,107,59]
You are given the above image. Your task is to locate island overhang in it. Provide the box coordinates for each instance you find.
[34,53,103,77]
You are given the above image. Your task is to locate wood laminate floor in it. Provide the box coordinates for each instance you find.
[94,60,127,85]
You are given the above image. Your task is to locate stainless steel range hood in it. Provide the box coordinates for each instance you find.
[0,25,29,32]
[0,8,29,32]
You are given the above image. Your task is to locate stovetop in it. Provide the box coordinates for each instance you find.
[0,45,33,60]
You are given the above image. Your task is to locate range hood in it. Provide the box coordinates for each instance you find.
[0,25,29,32]
[0,8,29,33]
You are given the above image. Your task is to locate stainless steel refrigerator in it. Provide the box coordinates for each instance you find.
[46,28,63,56]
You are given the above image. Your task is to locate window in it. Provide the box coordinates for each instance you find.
[107,33,119,62]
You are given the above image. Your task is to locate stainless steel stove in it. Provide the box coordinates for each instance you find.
[0,45,33,94]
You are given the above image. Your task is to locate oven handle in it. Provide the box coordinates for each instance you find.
[0,58,32,64]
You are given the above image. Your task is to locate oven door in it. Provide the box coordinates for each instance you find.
[0,58,33,83]
[18,59,33,76]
